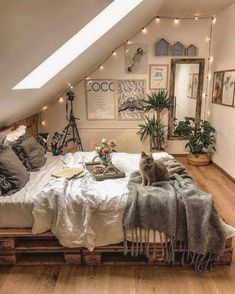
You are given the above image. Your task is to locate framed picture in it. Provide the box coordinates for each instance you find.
[117,80,146,120]
[149,64,168,90]
[125,43,148,74]
[222,70,235,107]
[85,79,116,120]
[212,71,224,104]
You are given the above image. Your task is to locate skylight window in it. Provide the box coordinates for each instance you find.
[13,0,143,89]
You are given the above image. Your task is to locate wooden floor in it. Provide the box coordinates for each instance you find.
[0,157,235,294]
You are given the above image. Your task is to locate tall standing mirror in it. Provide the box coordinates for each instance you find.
[168,58,205,139]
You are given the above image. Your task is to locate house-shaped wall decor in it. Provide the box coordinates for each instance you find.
[185,44,198,56]
[155,38,170,56]
[172,42,184,56]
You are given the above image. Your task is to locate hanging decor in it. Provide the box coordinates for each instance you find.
[124,43,148,74]
[40,15,215,124]
[85,79,116,120]
[117,80,145,120]
[149,64,168,90]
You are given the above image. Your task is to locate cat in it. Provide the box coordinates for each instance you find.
[139,151,170,186]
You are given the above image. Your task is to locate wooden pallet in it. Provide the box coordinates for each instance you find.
[0,229,233,266]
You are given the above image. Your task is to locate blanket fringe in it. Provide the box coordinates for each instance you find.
[124,227,216,272]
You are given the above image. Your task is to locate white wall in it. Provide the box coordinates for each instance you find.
[42,18,212,154]
[209,3,235,179]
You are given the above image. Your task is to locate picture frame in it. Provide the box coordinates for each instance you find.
[85,79,116,120]
[212,71,224,105]
[124,43,148,74]
[116,79,146,121]
[221,70,235,107]
[149,64,168,90]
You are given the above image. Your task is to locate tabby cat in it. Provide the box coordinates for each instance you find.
[139,152,170,186]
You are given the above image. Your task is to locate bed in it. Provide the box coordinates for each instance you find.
[0,151,234,266]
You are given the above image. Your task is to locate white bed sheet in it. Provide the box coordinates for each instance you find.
[0,153,64,228]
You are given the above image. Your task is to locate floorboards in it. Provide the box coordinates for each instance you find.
[0,158,234,294]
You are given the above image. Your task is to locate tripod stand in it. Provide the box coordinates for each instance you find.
[59,92,83,152]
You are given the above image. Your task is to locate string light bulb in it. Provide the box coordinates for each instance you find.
[112,51,117,56]
[195,16,199,21]
[142,27,147,34]
[58,97,64,103]
[99,65,104,70]
[212,17,216,24]
[206,36,211,42]
[207,73,211,81]
[70,85,74,89]
[42,106,48,111]
[208,56,214,63]
[174,17,179,24]
[85,76,90,80]
[41,120,46,126]
[155,16,160,23]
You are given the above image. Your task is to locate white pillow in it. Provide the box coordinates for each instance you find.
[4,125,27,146]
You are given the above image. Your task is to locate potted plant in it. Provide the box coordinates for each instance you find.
[91,138,117,166]
[138,91,173,150]
[185,120,216,166]
[174,117,195,138]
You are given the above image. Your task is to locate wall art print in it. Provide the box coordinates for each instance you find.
[222,70,235,106]
[117,80,145,120]
[85,79,115,120]
[212,71,224,104]
[149,64,168,90]
[125,43,148,74]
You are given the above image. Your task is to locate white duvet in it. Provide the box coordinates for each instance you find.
[32,152,235,250]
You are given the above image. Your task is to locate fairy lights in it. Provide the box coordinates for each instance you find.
[40,14,215,124]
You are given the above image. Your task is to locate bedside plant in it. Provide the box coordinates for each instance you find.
[185,120,216,166]
[138,91,173,150]
[174,117,195,137]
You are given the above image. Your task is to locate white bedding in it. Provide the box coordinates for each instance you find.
[1,151,234,251]
[31,152,235,250]
[0,153,63,227]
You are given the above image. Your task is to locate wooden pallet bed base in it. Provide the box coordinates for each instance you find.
[0,229,233,266]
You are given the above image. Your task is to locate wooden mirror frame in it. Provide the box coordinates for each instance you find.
[168,58,205,140]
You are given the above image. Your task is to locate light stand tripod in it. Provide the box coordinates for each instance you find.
[59,90,83,152]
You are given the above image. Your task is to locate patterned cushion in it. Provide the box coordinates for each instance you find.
[11,135,33,171]
[0,146,29,196]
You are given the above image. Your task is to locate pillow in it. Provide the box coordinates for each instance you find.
[11,134,32,171]
[0,147,29,196]
[0,127,13,146]
[21,136,47,170]
[4,125,27,146]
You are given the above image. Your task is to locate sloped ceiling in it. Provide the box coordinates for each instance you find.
[0,0,234,126]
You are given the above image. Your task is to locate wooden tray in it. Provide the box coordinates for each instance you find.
[85,162,125,181]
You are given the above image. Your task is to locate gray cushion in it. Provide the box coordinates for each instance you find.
[0,147,29,196]
[0,134,5,146]
[21,136,47,170]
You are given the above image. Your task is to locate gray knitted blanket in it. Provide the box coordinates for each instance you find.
[123,158,227,271]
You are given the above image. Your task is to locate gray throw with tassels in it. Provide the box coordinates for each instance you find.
[123,158,227,271]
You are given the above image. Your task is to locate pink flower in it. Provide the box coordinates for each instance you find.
[102,148,110,155]
[108,139,117,148]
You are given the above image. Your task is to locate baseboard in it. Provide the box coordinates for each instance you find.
[212,162,235,184]
[170,153,188,157]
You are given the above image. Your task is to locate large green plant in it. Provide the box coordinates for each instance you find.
[185,120,216,157]
[137,115,166,150]
[138,91,173,150]
[143,90,174,122]
[174,117,195,137]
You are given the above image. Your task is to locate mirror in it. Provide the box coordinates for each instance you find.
[168,58,205,139]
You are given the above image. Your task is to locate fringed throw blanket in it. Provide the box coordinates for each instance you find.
[123,158,227,271]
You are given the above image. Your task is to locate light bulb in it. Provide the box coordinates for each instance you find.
[206,36,211,42]
[58,97,64,103]
[42,106,48,111]
[41,120,46,126]
[142,27,147,34]
[155,16,160,23]
[208,56,214,63]
[174,18,179,24]
[100,65,104,70]
[112,51,117,56]
[212,17,216,24]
